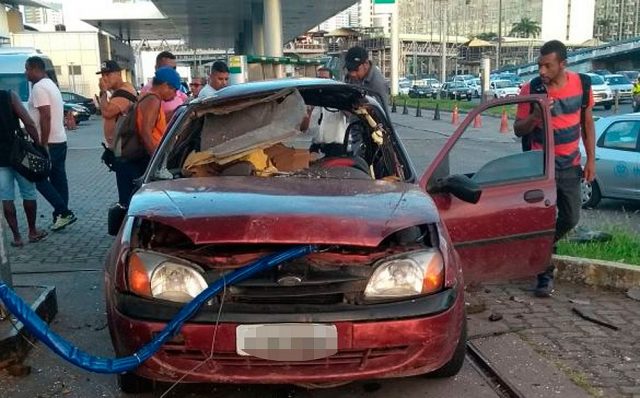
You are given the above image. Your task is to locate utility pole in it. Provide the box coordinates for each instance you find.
[440,0,448,85]
[496,0,502,70]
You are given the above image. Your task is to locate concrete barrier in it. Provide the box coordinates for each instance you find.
[553,255,640,290]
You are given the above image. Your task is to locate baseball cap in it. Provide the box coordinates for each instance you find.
[96,60,122,75]
[154,66,181,90]
[344,46,368,71]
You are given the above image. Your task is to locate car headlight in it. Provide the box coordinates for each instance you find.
[127,250,208,303]
[364,249,444,300]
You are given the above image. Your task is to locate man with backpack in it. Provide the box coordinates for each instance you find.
[514,40,597,298]
[97,60,138,207]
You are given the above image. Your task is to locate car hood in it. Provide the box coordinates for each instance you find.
[128,177,439,247]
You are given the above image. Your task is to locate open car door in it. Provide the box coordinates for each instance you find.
[420,97,556,284]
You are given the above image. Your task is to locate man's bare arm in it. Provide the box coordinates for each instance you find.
[582,106,597,182]
[138,96,162,155]
[38,105,51,146]
[99,94,123,119]
[10,91,40,144]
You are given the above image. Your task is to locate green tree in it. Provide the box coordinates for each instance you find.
[509,18,541,38]
[476,32,498,41]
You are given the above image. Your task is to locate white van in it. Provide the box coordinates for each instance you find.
[0,47,58,106]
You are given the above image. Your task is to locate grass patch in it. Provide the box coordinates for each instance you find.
[391,95,517,118]
[556,229,640,265]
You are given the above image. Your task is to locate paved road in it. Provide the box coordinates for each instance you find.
[1,114,637,397]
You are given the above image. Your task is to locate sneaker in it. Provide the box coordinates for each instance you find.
[534,268,555,298]
[51,213,77,231]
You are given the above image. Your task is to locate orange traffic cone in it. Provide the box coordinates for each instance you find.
[499,107,509,134]
[451,104,460,125]
[473,114,482,128]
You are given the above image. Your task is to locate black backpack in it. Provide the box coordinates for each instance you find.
[112,92,159,161]
[522,73,591,151]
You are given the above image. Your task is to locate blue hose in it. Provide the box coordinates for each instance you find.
[0,245,315,374]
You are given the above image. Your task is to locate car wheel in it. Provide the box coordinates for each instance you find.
[426,317,466,378]
[117,372,154,394]
[581,178,602,208]
[604,103,612,110]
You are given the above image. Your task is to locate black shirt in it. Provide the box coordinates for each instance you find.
[0,90,18,167]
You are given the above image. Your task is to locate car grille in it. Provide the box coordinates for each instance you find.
[207,264,372,306]
[162,346,411,368]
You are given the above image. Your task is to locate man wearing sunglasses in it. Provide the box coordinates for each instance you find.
[344,46,389,110]
[189,77,205,99]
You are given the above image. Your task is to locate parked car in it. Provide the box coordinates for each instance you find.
[603,74,634,103]
[61,91,98,114]
[104,78,556,392]
[487,80,520,98]
[468,78,482,97]
[399,81,412,95]
[439,81,472,101]
[580,113,640,208]
[590,69,611,76]
[618,70,639,82]
[586,73,614,110]
[0,47,58,107]
[64,102,91,124]
[420,78,441,90]
[408,84,437,98]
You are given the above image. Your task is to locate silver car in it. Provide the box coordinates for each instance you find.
[604,74,634,103]
[581,114,640,207]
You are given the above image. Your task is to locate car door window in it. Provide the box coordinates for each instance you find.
[61,93,71,101]
[600,121,640,151]
[429,101,546,187]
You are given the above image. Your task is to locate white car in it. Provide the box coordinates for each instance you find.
[487,80,520,98]
[586,73,613,110]
[399,81,412,95]
[604,74,634,103]
[420,78,442,90]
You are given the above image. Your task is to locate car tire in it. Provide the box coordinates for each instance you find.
[604,103,612,110]
[117,372,154,394]
[425,317,466,378]
[581,178,602,209]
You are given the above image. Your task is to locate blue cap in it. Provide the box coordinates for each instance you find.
[154,66,181,90]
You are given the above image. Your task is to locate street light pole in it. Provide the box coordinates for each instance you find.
[440,0,448,86]
[496,0,502,70]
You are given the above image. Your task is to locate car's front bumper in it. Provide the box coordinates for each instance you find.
[108,288,464,384]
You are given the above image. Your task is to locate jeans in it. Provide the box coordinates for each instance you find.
[36,142,71,219]
[113,157,148,207]
[555,166,582,242]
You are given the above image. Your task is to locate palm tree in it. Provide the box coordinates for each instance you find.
[509,18,541,38]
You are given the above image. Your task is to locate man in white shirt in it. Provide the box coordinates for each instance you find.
[300,68,349,157]
[198,61,230,99]
[26,56,77,231]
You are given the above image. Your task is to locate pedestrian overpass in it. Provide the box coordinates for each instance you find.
[80,0,358,57]
[503,36,640,78]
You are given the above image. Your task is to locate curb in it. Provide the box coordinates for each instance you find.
[553,255,640,290]
[0,285,57,369]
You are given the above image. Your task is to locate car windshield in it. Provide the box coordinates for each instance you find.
[590,75,605,85]
[606,76,631,85]
[152,88,408,183]
[0,74,30,102]
[493,81,512,89]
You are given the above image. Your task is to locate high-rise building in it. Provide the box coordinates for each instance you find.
[318,3,360,32]
[22,3,63,28]
[594,0,640,42]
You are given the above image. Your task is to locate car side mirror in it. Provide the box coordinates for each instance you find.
[107,204,127,236]
[431,174,482,204]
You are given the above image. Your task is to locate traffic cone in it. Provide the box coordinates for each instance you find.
[473,114,482,128]
[451,104,460,125]
[402,99,409,115]
[391,97,397,113]
[433,103,441,120]
[416,101,422,117]
[500,107,509,134]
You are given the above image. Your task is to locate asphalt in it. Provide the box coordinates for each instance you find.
[0,116,637,397]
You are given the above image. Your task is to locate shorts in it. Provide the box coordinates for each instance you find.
[0,167,37,201]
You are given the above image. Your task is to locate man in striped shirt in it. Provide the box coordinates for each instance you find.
[515,40,597,298]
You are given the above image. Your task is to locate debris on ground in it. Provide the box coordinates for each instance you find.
[627,287,640,302]
[510,296,525,303]
[567,226,613,243]
[568,298,591,305]
[465,297,487,314]
[488,313,503,322]
[572,307,620,331]
[6,364,31,377]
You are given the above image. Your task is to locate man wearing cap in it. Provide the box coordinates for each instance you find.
[97,60,137,149]
[344,46,389,110]
[140,51,188,120]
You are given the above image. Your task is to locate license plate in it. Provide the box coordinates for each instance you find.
[236,324,338,361]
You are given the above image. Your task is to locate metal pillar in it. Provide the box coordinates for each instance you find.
[264,0,283,77]
[252,3,265,56]
[497,0,502,69]
[0,220,12,318]
[391,4,400,96]
[440,2,447,85]
[243,20,254,55]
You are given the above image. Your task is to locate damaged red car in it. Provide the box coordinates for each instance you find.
[104,79,556,392]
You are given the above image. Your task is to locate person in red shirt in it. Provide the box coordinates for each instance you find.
[515,40,597,297]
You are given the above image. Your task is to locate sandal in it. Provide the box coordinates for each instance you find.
[28,230,48,243]
[10,240,24,248]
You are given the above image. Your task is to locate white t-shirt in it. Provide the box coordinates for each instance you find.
[308,107,348,145]
[28,78,66,144]
[198,84,218,99]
